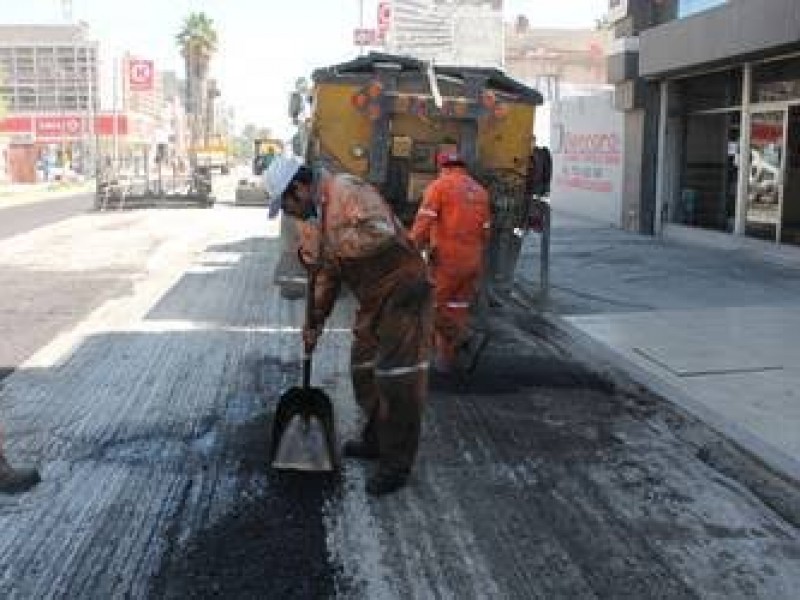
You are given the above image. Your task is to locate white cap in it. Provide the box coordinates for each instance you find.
[264,155,303,218]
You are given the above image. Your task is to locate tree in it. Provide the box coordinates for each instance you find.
[176,12,218,159]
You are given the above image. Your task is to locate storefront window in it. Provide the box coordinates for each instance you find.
[676,112,739,232]
[678,69,741,112]
[753,57,800,104]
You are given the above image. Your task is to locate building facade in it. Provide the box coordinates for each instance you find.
[0,24,193,183]
[0,24,99,181]
[608,0,800,246]
[505,18,610,103]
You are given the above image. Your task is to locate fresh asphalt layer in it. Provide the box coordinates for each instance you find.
[0,200,797,598]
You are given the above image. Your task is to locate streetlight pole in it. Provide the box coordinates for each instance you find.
[55,69,67,177]
[113,55,119,171]
[88,59,99,183]
[359,0,365,56]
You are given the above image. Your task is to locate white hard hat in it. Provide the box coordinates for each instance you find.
[264,154,303,218]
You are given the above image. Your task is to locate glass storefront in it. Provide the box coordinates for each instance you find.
[669,54,800,246]
[678,112,739,232]
[753,58,800,103]
[782,106,800,245]
[679,69,741,112]
[745,111,784,240]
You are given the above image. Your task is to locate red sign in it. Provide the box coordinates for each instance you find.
[377,2,391,33]
[128,59,154,92]
[353,28,377,46]
[0,116,34,134]
[35,116,85,140]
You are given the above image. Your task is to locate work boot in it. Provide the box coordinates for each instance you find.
[342,439,379,461]
[0,454,40,495]
[456,331,490,375]
[366,468,409,497]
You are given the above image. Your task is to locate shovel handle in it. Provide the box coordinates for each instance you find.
[303,355,312,389]
[303,268,316,390]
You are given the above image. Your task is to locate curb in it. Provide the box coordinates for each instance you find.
[537,305,800,488]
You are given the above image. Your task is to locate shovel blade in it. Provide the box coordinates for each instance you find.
[270,385,337,472]
[271,414,334,472]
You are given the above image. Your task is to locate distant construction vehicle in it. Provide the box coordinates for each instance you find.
[234,138,285,206]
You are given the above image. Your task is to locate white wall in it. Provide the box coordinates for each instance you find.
[549,93,625,226]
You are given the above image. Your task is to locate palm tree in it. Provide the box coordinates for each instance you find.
[176,12,218,161]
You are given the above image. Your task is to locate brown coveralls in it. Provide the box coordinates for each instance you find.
[300,171,433,475]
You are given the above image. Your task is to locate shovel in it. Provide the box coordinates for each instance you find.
[269,271,337,472]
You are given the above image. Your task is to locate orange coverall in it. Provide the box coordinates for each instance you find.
[410,166,491,367]
[299,170,433,475]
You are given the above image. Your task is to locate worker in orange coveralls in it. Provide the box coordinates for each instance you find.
[410,151,491,376]
[265,155,433,497]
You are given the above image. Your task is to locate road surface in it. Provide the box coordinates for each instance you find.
[0,200,797,599]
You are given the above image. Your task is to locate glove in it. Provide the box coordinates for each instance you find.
[303,322,323,354]
[428,247,439,267]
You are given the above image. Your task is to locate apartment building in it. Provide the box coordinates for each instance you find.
[0,24,99,182]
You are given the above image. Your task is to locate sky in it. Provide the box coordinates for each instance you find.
[1,0,608,138]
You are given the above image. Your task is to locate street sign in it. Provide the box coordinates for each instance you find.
[353,28,377,47]
[377,1,391,34]
[128,59,154,92]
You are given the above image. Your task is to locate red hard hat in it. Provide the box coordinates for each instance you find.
[436,150,464,168]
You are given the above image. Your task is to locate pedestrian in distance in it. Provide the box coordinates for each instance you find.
[264,155,433,497]
[410,150,491,378]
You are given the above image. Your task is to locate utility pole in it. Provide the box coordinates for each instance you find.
[55,69,67,174]
[359,0,365,56]
[88,57,99,182]
[113,55,119,171]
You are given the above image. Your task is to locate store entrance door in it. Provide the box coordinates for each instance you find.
[745,110,785,242]
[780,106,800,245]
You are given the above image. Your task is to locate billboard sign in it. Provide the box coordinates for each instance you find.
[129,59,155,92]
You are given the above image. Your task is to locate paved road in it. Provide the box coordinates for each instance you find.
[0,192,95,241]
[0,205,797,598]
[0,177,239,382]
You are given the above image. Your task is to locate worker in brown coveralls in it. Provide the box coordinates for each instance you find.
[0,427,40,494]
[265,155,433,496]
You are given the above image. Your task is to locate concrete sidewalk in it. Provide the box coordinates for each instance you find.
[516,211,800,485]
